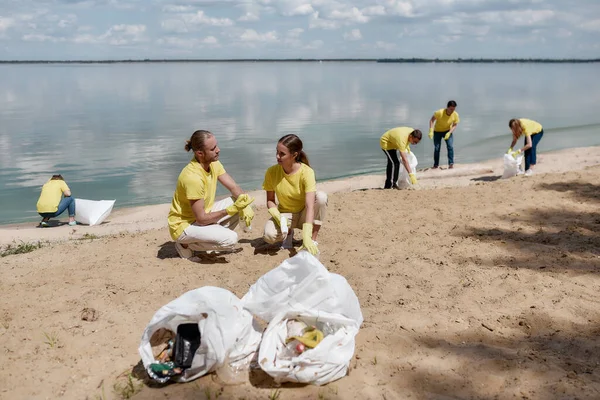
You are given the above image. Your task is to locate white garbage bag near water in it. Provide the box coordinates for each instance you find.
[502,153,524,179]
[139,287,262,383]
[242,252,363,385]
[74,199,115,226]
[397,151,418,188]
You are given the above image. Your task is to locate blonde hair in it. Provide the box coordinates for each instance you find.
[509,119,523,139]
[185,130,213,152]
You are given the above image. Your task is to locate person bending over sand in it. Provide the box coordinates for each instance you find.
[36,174,76,227]
[262,134,327,256]
[428,100,460,169]
[380,127,422,189]
[507,118,544,177]
[168,130,255,260]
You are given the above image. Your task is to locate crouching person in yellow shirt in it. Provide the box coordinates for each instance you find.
[263,134,327,256]
[380,127,422,189]
[36,174,76,227]
[168,130,255,260]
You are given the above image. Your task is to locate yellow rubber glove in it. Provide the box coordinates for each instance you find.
[428,128,433,140]
[240,205,254,227]
[511,149,522,158]
[507,147,513,154]
[409,173,418,185]
[299,223,319,255]
[289,327,324,349]
[444,132,452,141]
[226,194,254,216]
[268,207,282,226]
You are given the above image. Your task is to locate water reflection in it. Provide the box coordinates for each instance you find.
[0,62,599,223]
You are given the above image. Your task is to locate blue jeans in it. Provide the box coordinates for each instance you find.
[524,130,543,171]
[433,131,454,167]
[39,197,75,219]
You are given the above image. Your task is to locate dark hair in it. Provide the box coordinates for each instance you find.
[185,130,213,152]
[447,100,457,108]
[278,134,310,166]
[51,174,64,181]
[410,130,422,140]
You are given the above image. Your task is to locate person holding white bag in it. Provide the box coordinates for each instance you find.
[507,118,544,177]
[168,130,255,259]
[262,134,327,255]
[380,127,422,189]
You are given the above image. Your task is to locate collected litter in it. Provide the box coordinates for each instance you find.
[139,251,362,386]
[397,151,419,188]
[74,199,116,226]
[502,152,524,179]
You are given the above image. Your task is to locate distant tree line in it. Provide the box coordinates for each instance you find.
[0,58,598,64]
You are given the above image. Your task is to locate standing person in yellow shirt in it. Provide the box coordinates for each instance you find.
[262,134,327,255]
[36,174,77,227]
[167,130,255,260]
[507,118,544,176]
[380,127,422,189]
[428,100,460,169]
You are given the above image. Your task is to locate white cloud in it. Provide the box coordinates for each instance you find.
[0,17,15,33]
[304,39,323,50]
[22,33,64,42]
[73,24,147,46]
[157,35,219,48]
[161,19,188,33]
[375,41,396,51]
[343,28,362,41]
[182,11,235,27]
[238,12,260,22]
[329,7,369,24]
[162,5,194,13]
[361,5,386,17]
[580,19,600,32]
[239,29,278,42]
[309,12,340,30]
[287,28,304,37]
[283,4,314,16]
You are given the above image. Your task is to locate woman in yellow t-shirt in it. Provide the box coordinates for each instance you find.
[262,134,327,255]
[507,118,544,176]
[36,174,76,227]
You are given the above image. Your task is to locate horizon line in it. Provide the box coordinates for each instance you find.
[1,57,600,64]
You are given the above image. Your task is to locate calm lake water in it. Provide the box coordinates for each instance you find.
[1,62,599,224]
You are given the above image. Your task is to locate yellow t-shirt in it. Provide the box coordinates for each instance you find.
[519,119,543,136]
[167,159,226,240]
[263,163,316,213]
[380,127,413,152]
[433,108,460,132]
[37,180,69,213]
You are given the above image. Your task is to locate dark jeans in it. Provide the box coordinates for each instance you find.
[382,149,400,189]
[433,130,454,167]
[39,196,75,219]
[524,130,543,170]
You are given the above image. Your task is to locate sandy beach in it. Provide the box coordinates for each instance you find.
[1,146,599,400]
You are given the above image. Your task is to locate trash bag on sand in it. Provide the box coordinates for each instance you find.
[242,252,363,385]
[397,151,418,189]
[502,153,524,179]
[74,199,115,226]
[138,287,262,383]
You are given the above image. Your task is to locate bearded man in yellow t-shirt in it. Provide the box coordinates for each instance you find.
[167,130,255,260]
[428,100,460,169]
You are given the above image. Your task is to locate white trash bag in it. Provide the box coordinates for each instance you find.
[397,151,418,189]
[242,252,363,385]
[139,286,262,383]
[502,153,524,179]
[74,199,115,226]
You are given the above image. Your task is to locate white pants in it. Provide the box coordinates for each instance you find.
[176,197,239,251]
[263,191,328,244]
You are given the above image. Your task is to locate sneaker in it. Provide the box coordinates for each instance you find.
[449,164,454,169]
[432,165,439,169]
[40,221,49,228]
[524,169,534,177]
[68,221,77,226]
[517,169,525,176]
[175,242,193,259]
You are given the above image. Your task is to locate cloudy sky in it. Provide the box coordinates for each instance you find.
[1,0,599,60]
